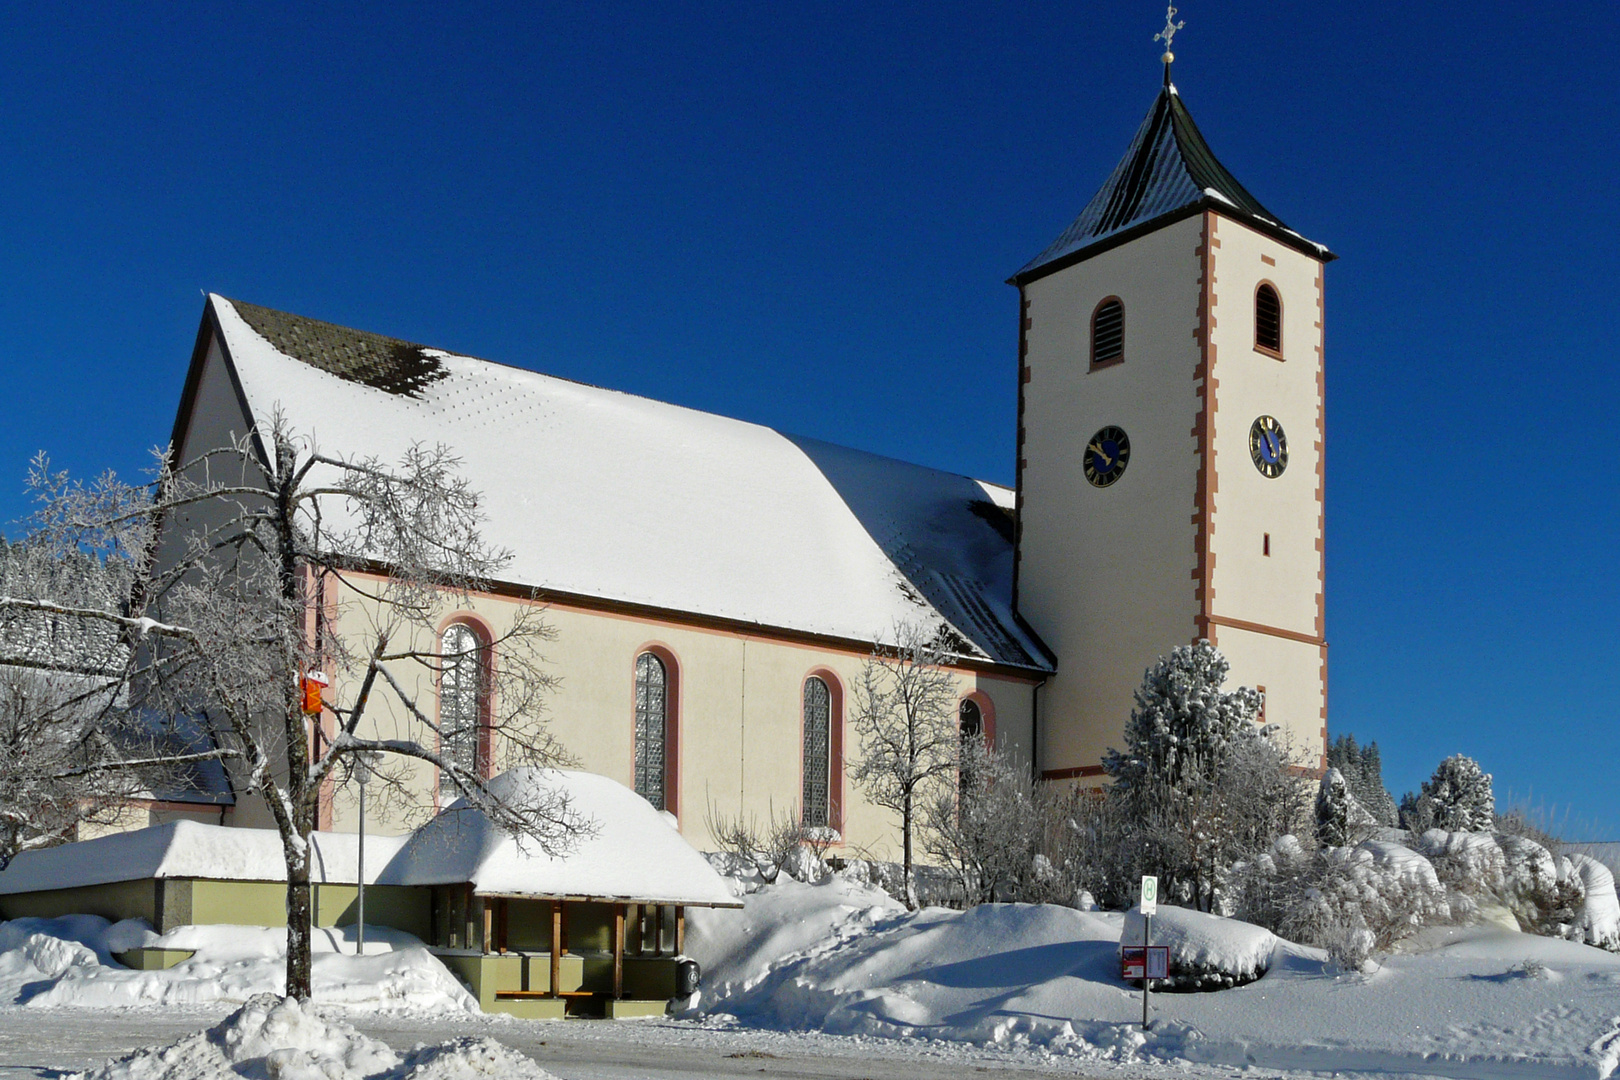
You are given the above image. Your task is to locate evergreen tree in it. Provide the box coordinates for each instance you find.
[1326,732,1397,827]
[1415,754,1495,832]
[1315,767,1375,847]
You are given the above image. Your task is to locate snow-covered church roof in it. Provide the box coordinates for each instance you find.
[174,295,1052,672]
[1013,80,1333,285]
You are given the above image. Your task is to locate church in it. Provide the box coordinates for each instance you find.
[156,58,1331,855]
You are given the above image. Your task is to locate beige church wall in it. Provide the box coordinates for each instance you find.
[1017,214,1205,777]
[1206,624,1326,769]
[318,572,1039,861]
[1203,213,1327,763]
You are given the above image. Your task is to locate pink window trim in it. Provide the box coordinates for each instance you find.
[959,690,997,746]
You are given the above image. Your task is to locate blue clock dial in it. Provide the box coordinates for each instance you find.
[1249,416,1288,478]
[1084,425,1130,487]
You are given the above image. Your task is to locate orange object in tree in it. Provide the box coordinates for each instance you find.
[300,671,330,715]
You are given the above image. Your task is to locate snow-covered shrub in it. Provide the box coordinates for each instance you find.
[921,742,1042,906]
[1232,837,1449,966]
[1496,832,1584,937]
[705,800,832,887]
[1400,755,1495,833]
[1568,853,1620,951]
[1120,904,1276,991]
[1413,828,1507,919]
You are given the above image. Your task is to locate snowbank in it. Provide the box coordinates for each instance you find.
[0,917,475,1012]
[1120,905,1275,989]
[69,994,556,1079]
[686,866,1620,1077]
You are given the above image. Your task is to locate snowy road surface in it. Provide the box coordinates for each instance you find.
[0,1009,1124,1079]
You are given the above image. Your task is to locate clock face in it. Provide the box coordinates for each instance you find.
[1249,415,1288,478]
[1083,426,1130,487]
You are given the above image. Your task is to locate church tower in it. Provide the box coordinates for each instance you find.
[1012,50,1332,782]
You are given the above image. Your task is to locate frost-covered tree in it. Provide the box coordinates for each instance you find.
[1401,754,1494,833]
[1326,733,1397,827]
[1102,640,1295,912]
[4,424,580,1000]
[921,740,1040,906]
[0,536,220,866]
[850,620,962,910]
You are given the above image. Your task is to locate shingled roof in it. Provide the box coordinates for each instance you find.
[1013,81,1332,285]
[177,296,1054,673]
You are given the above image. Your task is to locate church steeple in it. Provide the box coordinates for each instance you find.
[1013,27,1332,286]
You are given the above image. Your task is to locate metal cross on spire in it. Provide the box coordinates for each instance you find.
[1155,5,1185,78]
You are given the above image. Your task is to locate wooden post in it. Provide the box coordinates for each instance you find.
[481,898,493,955]
[675,906,685,955]
[612,904,625,1001]
[549,900,562,998]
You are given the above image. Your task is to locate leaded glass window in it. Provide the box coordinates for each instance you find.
[439,623,485,802]
[635,652,668,810]
[802,677,831,828]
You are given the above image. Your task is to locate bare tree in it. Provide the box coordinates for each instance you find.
[849,621,961,910]
[921,740,1040,906]
[7,419,579,1000]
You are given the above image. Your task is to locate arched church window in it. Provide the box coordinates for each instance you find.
[438,622,488,803]
[634,651,670,810]
[1255,283,1282,355]
[1091,298,1125,369]
[802,677,831,828]
[959,698,984,798]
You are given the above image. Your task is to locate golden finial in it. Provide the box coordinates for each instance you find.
[1155,5,1185,67]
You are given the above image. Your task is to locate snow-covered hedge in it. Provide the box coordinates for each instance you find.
[1120,905,1275,991]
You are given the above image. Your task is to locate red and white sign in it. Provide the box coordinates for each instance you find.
[1121,946,1169,981]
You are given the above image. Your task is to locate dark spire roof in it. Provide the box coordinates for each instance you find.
[1013,83,1332,285]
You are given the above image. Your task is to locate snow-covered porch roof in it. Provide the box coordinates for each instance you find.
[0,770,738,909]
[382,770,740,908]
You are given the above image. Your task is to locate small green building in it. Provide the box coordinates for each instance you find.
[0,768,740,1018]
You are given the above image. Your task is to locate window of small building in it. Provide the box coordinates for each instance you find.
[1255,283,1283,356]
[438,622,488,804]
[1091,298,1125,369]
[634,652,670,810]
[802,676,831,828]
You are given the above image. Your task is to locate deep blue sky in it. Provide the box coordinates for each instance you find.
[1,4,1614,837]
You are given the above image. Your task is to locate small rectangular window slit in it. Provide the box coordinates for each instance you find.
[1263,533,1271,556]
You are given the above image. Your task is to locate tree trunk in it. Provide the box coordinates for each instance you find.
[285,850,313,1001]
[902,788,916,910]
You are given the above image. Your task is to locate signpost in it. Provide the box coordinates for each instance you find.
[1139,876,1158,1029]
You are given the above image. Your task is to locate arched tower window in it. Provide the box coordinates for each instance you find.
[802,677,831,828]
[634,651,670,810]
[1255,283,1282,355]
[1091,297,1125,369]
[438,622,488,803]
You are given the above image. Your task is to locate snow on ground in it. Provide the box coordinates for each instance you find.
[0,917,474,1012]
[68,994,556,1079]
[685,870,1620,1079]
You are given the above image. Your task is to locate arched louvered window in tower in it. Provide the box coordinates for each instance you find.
[438,623,487,803]
[634,652,669,810]
[802,677,831,828]
[1255,283,1283,355]
[1091,298,1125,369]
